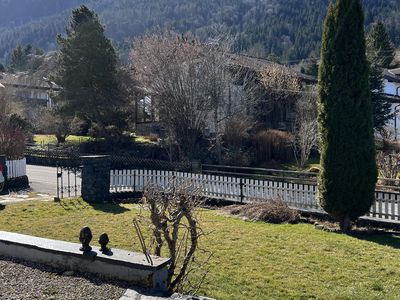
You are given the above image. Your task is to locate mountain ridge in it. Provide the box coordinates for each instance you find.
[0,0,399,62]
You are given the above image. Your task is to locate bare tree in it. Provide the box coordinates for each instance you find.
[292,91,318,167]
[139,181,211,294]
[259,63,301,97]
[131,32,229,160]
[0,85,26,118]
[35,108,71,144]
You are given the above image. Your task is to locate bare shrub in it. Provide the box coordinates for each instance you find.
[223,116,254,149]
[292,91,318,167]
[253,129,293,162]
[139,181,211,294]
[225,200,300,224]
[376,151,400,184]
[0,121,26,159]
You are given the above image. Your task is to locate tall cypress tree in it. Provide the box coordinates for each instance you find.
[56,5,126,138]
[317,0,377,232]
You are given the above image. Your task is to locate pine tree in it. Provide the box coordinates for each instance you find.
[9,45,27,72]
[366,21,395,69]
[317,0,377,232]
[366,21,393,132]
[369,63,392,132]
[56,5,126,138]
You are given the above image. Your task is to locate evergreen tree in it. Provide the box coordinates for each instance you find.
[366,21,395,69]
[0,63,5,72]
[366,21,394,132]
[9,45,27,72]
[300,55,319,77]
[369,62,392,132]
[317,0,377,232]
[23,44,33,56]
[56,5,126,138]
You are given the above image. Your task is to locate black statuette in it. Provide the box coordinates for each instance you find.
[99,233,110,253]
[79,226,93,253]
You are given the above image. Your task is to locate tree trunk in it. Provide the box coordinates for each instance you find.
[339,215,352,233]
[56,134,66,144]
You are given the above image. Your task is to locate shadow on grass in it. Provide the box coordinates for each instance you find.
[351,232,400,249]
[0,204,5,211]
[88,202,130,214]
[58,198,129,214]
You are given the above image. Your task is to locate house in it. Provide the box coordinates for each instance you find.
[133,53,317,137]
[221,53,317,131]
[383,68,400,138]
[0,72,61,118]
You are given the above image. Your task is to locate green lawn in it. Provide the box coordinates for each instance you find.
[1,199,400,299]
[33,134,92,145]
[34,134,157,145]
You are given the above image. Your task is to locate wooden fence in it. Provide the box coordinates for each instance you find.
[6,158,27,179]
[110,169,400,221]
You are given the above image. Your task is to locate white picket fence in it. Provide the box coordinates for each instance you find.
[110,169,400,222]
[5,158,27,179]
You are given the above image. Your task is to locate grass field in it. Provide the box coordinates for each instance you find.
[33,135,92,145]
[1,199,400,299]
[34,134,156,145]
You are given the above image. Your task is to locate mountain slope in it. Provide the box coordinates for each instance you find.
[0,0,399,62]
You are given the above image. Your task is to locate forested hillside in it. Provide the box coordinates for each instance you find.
[0,0,399,62]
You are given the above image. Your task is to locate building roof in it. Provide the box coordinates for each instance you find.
[384,68,400,83]
[226,53,318,84]
[0,72,61,91]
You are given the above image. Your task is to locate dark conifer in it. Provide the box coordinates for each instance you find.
[317,0,377,232]
[56,5,126,138]
[366,21,395,69]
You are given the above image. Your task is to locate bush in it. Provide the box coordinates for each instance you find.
[252,129,293,163]
[223,117,254,149]
[222,148,251,166]
[225,200,300,224]
[0,121,26,159]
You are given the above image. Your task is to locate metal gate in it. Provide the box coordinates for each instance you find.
[56,165,82,200]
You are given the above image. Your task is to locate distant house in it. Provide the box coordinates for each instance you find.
[383,68,400,137]
[0,72,61,118]
[133,53,317,137]
[222,53,317,131]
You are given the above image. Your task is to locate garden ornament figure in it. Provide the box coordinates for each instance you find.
[99,233,110,253]
[79,226,93,253]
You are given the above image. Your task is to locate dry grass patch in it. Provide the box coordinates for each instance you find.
[223,199,300,224]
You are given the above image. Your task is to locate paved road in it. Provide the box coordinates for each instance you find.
[27,165,57,195]
[27,165,82,198]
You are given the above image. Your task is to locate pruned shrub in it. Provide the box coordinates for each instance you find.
[253,129,293,163]
[225,199,300,224]
[138,181,212,294]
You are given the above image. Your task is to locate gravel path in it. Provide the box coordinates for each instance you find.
[0,256,130,300]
